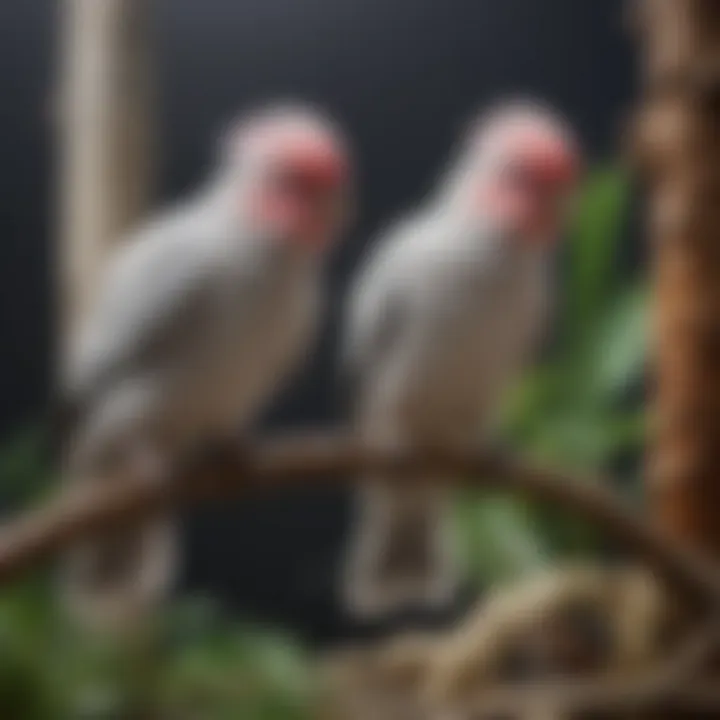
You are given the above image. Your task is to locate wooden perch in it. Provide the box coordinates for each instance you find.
[2,433,720,607]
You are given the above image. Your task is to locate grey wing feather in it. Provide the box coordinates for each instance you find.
[342,218,421,398]
[64,216,217,405]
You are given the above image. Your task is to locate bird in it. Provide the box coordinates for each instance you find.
[341,99,581,618]
[58,102,354,631]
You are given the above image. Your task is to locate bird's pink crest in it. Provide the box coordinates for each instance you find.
[231,107,352,250]
[472,103,582,244]
[240,115,349,187]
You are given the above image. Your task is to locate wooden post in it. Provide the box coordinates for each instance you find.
[634,0,720,557]
[56,0,155,346]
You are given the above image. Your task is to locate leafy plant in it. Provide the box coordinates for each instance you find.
[0,425,52,511]
[158,599,316,720]
[0,586,317,720]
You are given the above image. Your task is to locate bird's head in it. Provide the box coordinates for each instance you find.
[227,104,353,251]
[465,101,582,246]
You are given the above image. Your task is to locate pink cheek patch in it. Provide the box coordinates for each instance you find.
[284,144,348,189]
[519,132,580,187]
[246,122,347,188]
[235,117,349,249]
[537,148,579,187]
[246,188,332,250]
[247,189,298,233]
[476,183,533,230]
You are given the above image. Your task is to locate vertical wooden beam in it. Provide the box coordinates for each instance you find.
[635,0,720,557]
[56,0,155,348]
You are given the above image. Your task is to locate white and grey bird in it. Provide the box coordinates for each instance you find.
[60,104,353,630]
[342,101,581,618]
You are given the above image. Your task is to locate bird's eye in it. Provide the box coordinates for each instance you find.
[274,167,335,206]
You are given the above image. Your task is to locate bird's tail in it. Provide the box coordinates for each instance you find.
[59,516,178,634]
[343,479,459,618]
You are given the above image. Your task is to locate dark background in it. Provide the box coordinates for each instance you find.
[0,0,635,642]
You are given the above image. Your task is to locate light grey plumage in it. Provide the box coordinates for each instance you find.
[342,101,580,617]
[61,105,351,630]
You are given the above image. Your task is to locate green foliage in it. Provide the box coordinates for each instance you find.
[457,164,648,580]
[456,493,549,581]
[158,599,316,720]
[0,585,316,720]
[0,426,52,509]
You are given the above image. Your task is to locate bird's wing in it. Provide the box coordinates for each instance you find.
[64,214,220,405]
[342,216,427,403]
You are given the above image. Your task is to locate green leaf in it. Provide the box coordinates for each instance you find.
[586,285,649,402]
[500,365,566,437]
[456,493,550,582]
[565,165,631,342]
[160,609,315,720]
[0,426,51,507]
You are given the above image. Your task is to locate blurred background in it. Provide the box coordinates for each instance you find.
[0,0,649,716]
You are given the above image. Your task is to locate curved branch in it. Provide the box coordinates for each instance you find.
[1,432,720,608]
